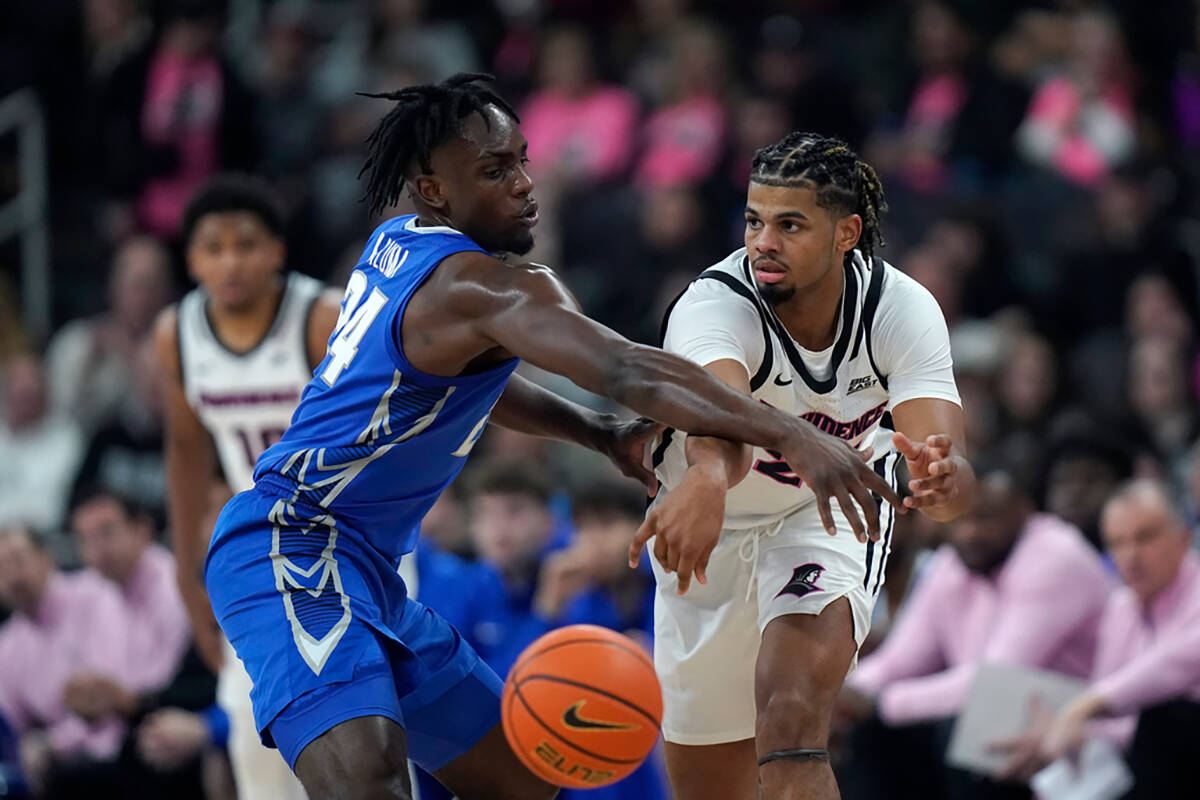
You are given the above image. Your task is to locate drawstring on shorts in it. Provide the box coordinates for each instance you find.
[736,518,785,603]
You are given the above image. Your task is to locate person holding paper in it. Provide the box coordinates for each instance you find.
[996,479,1200,798]
[835,468,1112,799]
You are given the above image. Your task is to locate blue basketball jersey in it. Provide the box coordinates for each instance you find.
[253,215,518,558]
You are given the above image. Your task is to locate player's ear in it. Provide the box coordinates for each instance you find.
[411,174,448,212]
[835,213,863,256]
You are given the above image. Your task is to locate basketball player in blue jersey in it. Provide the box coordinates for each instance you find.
[204,73,903,800]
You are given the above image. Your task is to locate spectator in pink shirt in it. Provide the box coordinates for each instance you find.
[997,480,1200,798]
[70,488,191,700]
[836,468,1112,800]
[0,524,132,794]
[520,26,638,187]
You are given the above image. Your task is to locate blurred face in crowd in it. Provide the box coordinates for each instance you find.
[416,105,536,256]
[948,472,1029,574]
[0,528,52,616]
[1126,275,1192,343]
[1102,483,1191,604]
[1046,455,1121,534]
[1129,337,1190,419]
[572,509,642,584]
[72,495,152,587]
[540,28,594,96]
[744,182,861,307]
[998,334,1056,424]
[3,355,49,432]
[472,491,553,573]
[110,236,171,335]
[187,212,285,313]
[911,1,971,74]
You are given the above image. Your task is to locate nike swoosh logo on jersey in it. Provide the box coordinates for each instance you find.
[773,375,793,386]
[562,701,639,731]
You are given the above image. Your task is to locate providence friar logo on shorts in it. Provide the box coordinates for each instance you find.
[777,563,826,599]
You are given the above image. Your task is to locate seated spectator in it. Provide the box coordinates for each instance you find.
[1041,425,1135,551]
[836,468,1112,800]
[467,461,560,677]
[70,487,189,697]
[70,338,167,525]
[1015,8,1136,187]
[996,480,1200,798]
[0,525,132,794]
[45,236,172,435]
[0,355,84,541]
[520,25,638,187]
[634,21,728,188]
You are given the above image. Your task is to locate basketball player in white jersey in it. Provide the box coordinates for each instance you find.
[629,133,977,800]
[154,175,340,800]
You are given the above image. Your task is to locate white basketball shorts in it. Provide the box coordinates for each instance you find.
[650,460,900,746]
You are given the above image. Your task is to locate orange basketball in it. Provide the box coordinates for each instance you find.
[501,624,663,789]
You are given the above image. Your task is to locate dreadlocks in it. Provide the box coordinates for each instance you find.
[358,73,520,217]
[750,132,888,268]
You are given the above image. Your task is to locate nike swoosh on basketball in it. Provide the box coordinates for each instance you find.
[562,701,639,732]
[773,375,792,386]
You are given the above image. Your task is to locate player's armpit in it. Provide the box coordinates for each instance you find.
[890,397,976,522]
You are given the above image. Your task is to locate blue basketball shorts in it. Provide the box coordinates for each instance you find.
[205,483,502,770]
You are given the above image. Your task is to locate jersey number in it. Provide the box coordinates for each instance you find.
[322,271,388,386]
[754,449,803,487]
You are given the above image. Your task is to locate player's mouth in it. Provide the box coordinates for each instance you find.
[517,202,540,228]
[753,259,788,285]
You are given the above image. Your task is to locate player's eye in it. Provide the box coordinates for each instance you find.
[483,166,504,180]
[745,217,762,229]
[781,221,798,232]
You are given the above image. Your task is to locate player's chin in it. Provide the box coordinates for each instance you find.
[504,228,536,256]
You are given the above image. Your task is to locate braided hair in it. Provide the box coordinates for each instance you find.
[750,132,888,268]
[358,73,520,217]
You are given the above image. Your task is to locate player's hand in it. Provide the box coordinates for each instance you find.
[779,429,903,543]
[599,416,664,497]
[629,463,726,594]
[893,432,962,510]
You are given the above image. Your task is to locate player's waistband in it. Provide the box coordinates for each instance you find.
[252,471,326,511]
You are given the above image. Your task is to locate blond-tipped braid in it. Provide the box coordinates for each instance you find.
[750,132,888,268]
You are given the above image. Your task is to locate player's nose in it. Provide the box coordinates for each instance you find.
[512,163,534,196]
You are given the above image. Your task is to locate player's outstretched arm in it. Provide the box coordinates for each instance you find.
[152,309,224,674]
[891,398,975,522]
[630,358,755,594]
[459,256,903,540]
[490,374,662,494]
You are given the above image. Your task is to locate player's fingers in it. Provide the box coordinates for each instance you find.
[926,434,953,453]
[675,550,697,594]
[909,474,953,495]
[891,431,919,459]
[654,530,671,572]
[851,481,882,541]
[862,465,905,513]
[629,517,655,567]
[834,487,866,542]
[926,457,957,478]
[859,444,875,463]
[814,489,837,537]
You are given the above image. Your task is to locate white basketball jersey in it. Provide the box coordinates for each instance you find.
[653,248,959,529]
[178,273,324,492]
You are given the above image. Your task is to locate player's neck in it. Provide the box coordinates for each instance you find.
[207,278,286,353]
[773,261,845,351]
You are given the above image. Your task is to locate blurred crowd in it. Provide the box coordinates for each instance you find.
[2,0,1200,797]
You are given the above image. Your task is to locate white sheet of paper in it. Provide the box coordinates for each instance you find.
[1030,738,1134,800]
[945,663,1086,776]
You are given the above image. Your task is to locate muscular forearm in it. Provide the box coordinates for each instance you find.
[607,345,811,452]
[490,374,609,452]
[684,435,752,489]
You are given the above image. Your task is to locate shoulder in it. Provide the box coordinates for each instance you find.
[439,252,575,314]
[873,261,942,315]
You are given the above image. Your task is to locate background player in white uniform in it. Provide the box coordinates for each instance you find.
[630,133,977,800]
[153,175,340,800]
